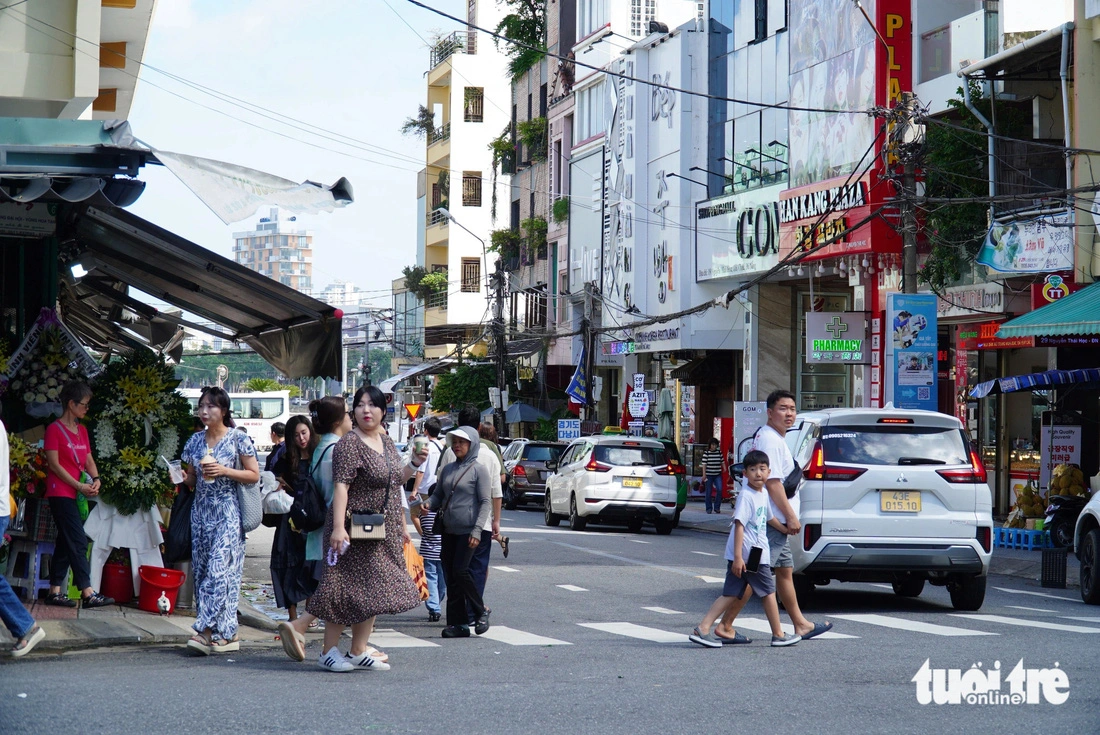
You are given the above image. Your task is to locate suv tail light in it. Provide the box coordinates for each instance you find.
[976,526,992,553]
[655,461,685,475]
[513,465,527,477]
[936,450,988,484]
[585,456,612,472]
[803,442,867,482]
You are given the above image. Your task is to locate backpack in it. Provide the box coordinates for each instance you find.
[289,443,334,533]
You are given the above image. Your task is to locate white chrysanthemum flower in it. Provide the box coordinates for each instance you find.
[46,377,58,387]
[35,394,47,403]
[95,421,118,458]
[23,392,34,402]
[10,380,21,390]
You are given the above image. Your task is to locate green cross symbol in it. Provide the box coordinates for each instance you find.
[825,316,849,338]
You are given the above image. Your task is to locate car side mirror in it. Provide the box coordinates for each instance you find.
[546,461,558,472]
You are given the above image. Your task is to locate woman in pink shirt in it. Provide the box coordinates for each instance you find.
[42,381,114,608]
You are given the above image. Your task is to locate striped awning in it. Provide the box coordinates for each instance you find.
[996,281,1100,338]
[969,368,1100,398]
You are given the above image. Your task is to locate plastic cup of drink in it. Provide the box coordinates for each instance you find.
[167,460,186,484]
[413,436,428,454]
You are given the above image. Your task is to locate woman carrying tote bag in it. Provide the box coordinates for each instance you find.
[180,386,259,655]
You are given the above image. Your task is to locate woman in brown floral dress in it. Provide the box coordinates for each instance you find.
[306,385,427,672]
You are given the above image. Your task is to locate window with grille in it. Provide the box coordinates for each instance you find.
[462,172,483,207]
[464,88,484,122]
[525,290,548,329]
[461,258,481,292]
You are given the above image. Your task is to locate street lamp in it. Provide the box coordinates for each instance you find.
[666,172,707,189]
[436,208,488,289]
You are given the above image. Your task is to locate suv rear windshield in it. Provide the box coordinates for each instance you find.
[821,425,969,466]
[523,445,564,462]
[594,445,669,467]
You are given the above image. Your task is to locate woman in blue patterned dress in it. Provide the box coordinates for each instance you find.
[180,387,259,655]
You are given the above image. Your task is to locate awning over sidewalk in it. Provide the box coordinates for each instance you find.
[996,281,1100,338]
[378,359,461,394]
[969,368,1100,398]
[69,206,343,379]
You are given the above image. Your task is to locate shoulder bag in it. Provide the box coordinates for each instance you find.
[344,450,392,542]
[750,428,801,499]
[235,432,263,532]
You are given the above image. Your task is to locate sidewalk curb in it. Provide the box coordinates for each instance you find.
[237,599,279,632]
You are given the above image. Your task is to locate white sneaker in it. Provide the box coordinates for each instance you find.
[318,646,355,672]
[345,650,391,671]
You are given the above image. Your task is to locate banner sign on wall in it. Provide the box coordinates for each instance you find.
[1030,273,1081,309]
[1039,412,1082,491]
[805,312,871,363]
[976,212,1075,273]
[886,293,937,411]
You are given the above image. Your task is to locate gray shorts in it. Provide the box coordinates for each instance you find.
[723,561,776,598]
[767,526,793,568]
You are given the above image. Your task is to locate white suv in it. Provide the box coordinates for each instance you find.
[1073,491,1100,604]
[791,407,993,611]
[544,435,678,534]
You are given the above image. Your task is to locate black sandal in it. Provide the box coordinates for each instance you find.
[81,592,115,609]
[45,592,76,608]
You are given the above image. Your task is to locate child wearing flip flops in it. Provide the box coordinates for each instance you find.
[689,450,801,649]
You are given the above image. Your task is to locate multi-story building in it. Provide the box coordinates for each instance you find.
[418,0,512,359]
[0,0,157,119]
[232,207,313,295]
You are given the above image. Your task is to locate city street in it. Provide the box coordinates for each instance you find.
[2,507,1098,733]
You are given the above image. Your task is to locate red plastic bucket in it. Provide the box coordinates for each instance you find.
[137,565,187,614]
[101,562,134,602]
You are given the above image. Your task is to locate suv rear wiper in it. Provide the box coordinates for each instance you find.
[897,457,947,465]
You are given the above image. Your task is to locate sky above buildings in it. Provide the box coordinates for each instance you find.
[125,0,1068,309]
[127,0,467,308]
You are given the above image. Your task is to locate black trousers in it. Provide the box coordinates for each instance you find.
[441,532,485,628]
[466,529,493,622]
[47,496,91,591]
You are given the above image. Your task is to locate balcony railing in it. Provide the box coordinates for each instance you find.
[428,122,451,145]
[426,291,448,310]
[426,208,450,228]
[430,31,475,69]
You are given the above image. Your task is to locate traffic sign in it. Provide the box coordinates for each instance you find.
[405,403,423,420]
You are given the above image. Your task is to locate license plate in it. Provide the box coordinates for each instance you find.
[880,490,921,513]
[622,477,643,488]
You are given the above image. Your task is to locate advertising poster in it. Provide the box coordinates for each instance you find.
[886,293,937,410]
[1039,413,1082,491]
[732,402,768,463]
[976,212,1074,273]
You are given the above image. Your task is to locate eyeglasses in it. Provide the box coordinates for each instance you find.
[76,400,91,408]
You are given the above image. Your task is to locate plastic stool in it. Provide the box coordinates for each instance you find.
[4,539,38,599]
[32,541,55,598]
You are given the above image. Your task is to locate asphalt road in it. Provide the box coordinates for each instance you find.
[3,507,1098,734]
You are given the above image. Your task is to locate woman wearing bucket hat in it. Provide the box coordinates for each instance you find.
[423,426,492,639]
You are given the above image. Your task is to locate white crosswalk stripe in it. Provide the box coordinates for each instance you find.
[369,628,441,647]
[557,584,588,592]
[695,575,724,584]
[1062,616,1100,623]
[1005,605,1055,613]
[690,551,718,557]
[951,614,1100,634]
[579,622,689,643]
[478,626,571,646]
[831,613,997,636]
[492,566,521,573]
[642,606,684,615]
[992,586,1077,602]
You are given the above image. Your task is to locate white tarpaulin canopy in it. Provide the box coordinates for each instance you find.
[153,150,354,225]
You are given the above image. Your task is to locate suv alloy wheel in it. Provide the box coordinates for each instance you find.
[569,494,588,531]
[1081,529,1100,604]
[946,575,986,611]
[544,493,562,527]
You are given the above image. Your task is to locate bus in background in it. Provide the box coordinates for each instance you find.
[178,389,291,452]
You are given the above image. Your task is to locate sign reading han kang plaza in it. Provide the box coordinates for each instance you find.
[806,312,871,364]
[778,175,880,261]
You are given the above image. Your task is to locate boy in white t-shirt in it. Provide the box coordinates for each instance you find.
[689,450,801,648]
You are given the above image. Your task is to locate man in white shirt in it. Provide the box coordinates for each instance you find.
[410,417,445,500]
[719,390,832,641]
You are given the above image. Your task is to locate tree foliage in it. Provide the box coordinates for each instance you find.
[430,364,497,413]
[400,105,435,139]
[495,0,547,81]
[920,83,1028,291]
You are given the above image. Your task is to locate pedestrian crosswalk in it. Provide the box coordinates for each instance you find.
[360,607,1100,651]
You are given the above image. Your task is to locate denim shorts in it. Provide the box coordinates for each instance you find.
[767,526,794,569]
[722,560,776,598]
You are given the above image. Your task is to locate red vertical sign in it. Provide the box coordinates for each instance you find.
[876,0,913,109]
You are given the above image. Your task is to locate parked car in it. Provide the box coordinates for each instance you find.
[544,435,678,534]
[791,407,993,611]
[501,439,565,510]
[1073,489,1100,604]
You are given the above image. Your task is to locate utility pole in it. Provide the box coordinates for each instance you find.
[896,92,924,294]
[582,284,595,423]
[491,257,508,436]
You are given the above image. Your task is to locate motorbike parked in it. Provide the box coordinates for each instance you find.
[1045,494,1090,548]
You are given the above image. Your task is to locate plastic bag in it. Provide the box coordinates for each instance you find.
[403,539,429,601]
[262,488,294,515]
[163,487,194,564]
